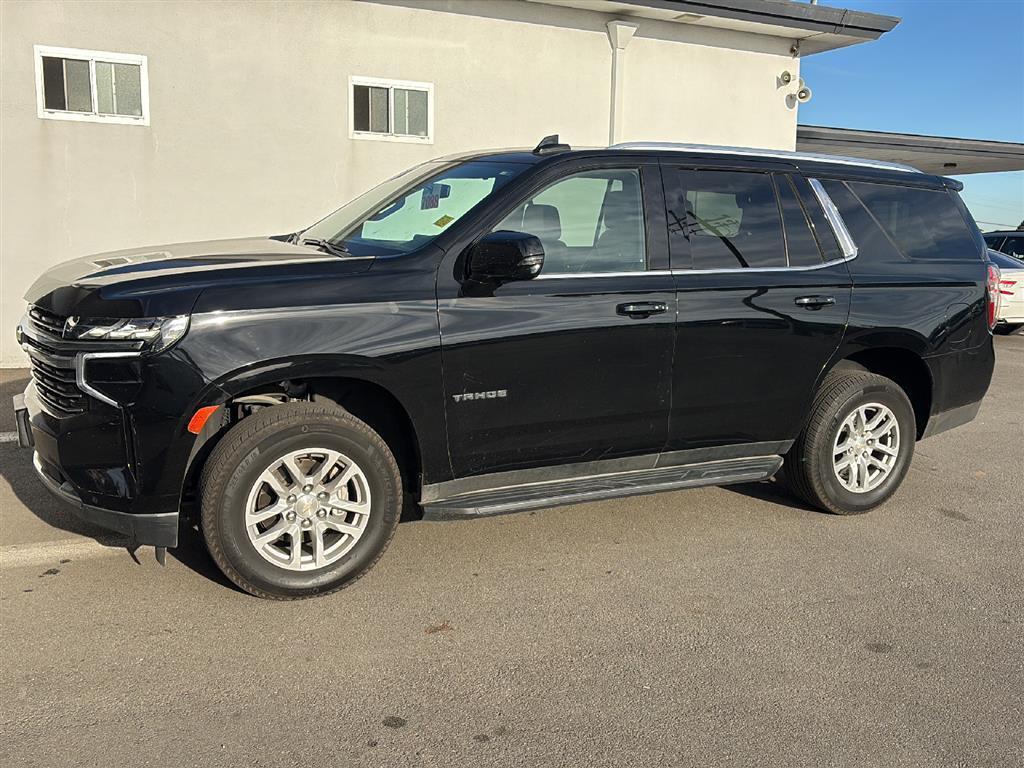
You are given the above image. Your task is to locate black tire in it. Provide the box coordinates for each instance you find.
[200,401,402,599]
[994,323,1021,336]
[784,371,915,515]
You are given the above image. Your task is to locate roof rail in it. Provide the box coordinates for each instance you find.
[610,141,922,174]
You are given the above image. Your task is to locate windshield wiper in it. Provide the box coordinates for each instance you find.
[301,238,351,257]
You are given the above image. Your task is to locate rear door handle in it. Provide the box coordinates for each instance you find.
[794,295,836,309]
[617,301,668,319]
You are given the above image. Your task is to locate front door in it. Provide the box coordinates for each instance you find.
[663,164,853,452]
[438,160,676,478]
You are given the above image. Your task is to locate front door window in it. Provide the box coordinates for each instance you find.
[494,169,646,274]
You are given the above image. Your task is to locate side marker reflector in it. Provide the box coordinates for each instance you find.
[187,406,219,435]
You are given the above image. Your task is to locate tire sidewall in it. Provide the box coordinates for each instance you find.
[211,420,400,597]
[814,382,915,514]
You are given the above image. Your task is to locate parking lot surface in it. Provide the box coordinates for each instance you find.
[1,334,1022,767]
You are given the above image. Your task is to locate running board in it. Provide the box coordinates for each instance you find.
[421,455,783,521]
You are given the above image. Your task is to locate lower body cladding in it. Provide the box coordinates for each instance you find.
[13,386,179,549]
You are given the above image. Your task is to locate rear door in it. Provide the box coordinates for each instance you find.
[663,162,854,453]
[437,158,676,477]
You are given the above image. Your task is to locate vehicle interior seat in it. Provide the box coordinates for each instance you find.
[521,203,569,272]
[592,190,646,271]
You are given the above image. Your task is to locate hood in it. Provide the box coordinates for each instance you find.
[23,237,353,304]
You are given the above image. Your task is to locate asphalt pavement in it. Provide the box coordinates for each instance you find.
[1,334,1022,767]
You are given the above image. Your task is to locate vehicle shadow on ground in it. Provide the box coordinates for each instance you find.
[1,440,242,590]
[0,442,133,545]
[722,476,821,514]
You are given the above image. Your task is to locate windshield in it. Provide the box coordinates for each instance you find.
[300,159,529,257]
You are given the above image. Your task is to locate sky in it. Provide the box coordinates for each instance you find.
[799,0,1024,232]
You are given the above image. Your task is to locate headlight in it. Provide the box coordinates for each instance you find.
[64,316,189,352]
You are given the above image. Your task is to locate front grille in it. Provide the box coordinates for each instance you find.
[24,306,87,417]
[28,306,66,337]
[30,357,85,416]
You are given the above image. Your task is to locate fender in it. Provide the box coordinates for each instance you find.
[163,353,451,512]
[805,329,936,440]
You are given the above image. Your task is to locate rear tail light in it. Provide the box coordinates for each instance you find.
[986,263,1001,330]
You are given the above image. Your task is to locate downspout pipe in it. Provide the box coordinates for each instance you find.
[606,20,638,145]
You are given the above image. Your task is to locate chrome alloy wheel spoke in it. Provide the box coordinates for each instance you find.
[832,402,900,494]
[243,447,372,571]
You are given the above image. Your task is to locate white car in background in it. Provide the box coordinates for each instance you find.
[988,249,1024,335]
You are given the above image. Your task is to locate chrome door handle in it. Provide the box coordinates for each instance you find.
[617,301,668,319]
[795,295,836,309]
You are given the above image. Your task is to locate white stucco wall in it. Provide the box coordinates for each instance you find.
[0,0,801,366]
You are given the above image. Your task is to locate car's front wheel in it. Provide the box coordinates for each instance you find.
[200,402,402,599]
[784,371,916,515]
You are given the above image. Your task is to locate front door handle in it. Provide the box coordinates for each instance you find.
[617,301,668,319]
[794,295,836,309]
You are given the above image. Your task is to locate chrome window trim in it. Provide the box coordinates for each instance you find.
[534,269,672,280]
[76,351,141,407]
[807,178,859,260]
[670,255,852,276]
[610,142,922,175]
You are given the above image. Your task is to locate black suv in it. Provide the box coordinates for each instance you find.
[14,138,997,599]
[983,229,1024,260]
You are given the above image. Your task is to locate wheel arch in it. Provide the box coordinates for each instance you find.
[821,344,933,439]
[175,357,443,517]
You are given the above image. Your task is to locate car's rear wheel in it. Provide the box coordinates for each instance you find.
[784,371,915,515]
[200,401,401,599]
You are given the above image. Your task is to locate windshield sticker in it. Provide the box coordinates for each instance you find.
[421,183,451,211]
[434,214,454,228]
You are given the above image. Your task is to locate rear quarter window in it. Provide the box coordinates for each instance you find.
[842,181,982,261]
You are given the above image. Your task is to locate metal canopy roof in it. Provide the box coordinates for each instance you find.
[796,126,1024,176]
[526,0,900,54]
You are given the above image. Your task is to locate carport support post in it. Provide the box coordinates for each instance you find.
[607,20,638,145]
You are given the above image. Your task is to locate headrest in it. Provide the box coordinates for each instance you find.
[602,191,641,229]
[522,203,562,240]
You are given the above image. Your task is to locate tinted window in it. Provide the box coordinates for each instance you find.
[983,235,1005,252]
[998,235,1024,259]
[791,175,842,262]
[671,170,785,269]
[846,181,980,261]
[820,179,905,262]
[495,169,646,274]
[776,175,823,267]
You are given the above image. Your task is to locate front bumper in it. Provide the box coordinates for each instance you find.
[14,389,179,548]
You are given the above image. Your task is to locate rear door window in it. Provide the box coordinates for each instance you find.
[791,175,843,262]
[844,181,980,261]
[775,175,823,267]
[669,170,786,270]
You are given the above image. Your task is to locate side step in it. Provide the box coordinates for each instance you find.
[421,455,783,521]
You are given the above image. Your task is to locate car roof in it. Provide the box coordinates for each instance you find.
[444,142,954,189]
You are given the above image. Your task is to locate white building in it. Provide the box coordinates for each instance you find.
[0,0,900,367]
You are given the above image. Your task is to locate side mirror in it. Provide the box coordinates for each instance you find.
[466,231,545,283]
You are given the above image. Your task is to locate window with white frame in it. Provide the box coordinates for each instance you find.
[349,76,432,143]
[34,45,149,125]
